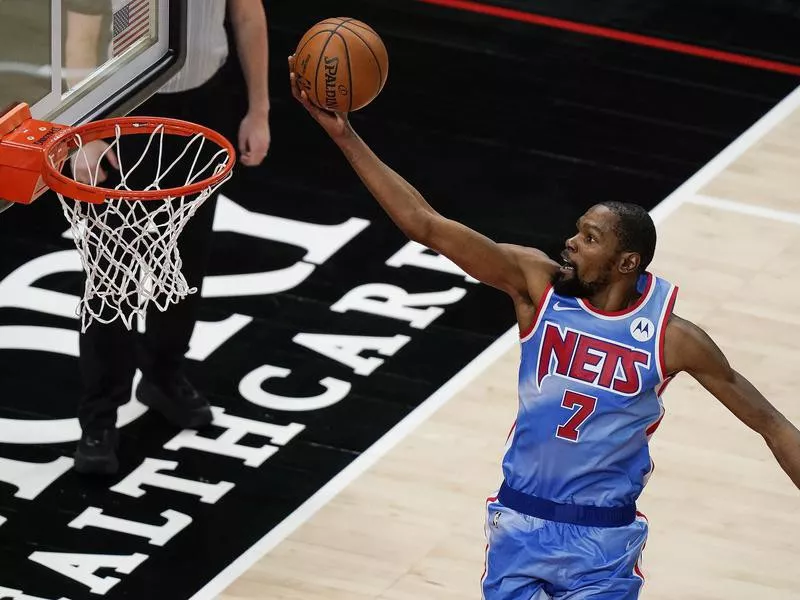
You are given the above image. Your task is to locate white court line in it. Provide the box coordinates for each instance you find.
[191,82,800,600]
[649,86,800,225]
[690,194,800,226]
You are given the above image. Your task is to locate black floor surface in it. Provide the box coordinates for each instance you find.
[0,1,797,597]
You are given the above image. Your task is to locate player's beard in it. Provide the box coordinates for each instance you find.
[551,266,607,298]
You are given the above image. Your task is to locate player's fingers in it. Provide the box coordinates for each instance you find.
[252,136,268,157]
[289,73,302,101]
[288,55,295,72]
[238,119,251,154]
[106,147,120,170]
[71,153,87,183]
[299,90,322,117]
[292,83,326,121]
[242,148,266,167]
[238,129,249,157]
[74,165,93,185]
[244,138,264,160]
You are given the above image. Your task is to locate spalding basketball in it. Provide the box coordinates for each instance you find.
[293,17,389,112]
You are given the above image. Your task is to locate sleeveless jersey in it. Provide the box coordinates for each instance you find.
[502,272,678,507]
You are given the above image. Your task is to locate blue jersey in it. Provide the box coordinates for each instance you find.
[502,272,678,508]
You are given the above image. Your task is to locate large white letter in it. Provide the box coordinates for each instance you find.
[163,408,304,467]
[331,284,466,329]
[0,251,81,319]
[68,508,191,547]
[0,456,73,500]
[28,552,147,595]
[386,241,479,283]
[202,262,315,298]
[203,195,370,297]
[0,585,68,600]
[110,459,233,504]
[186,314,253,361]
[240,365,350,411]
[292,333,410,376]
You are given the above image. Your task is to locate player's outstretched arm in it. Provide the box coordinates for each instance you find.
[665,315,800,490]
[288,58,554,301]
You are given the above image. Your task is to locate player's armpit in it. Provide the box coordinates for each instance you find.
[664,315,800,490]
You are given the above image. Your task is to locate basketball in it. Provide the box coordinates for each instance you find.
[293,17,389,112]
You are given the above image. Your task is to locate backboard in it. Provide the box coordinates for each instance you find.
[0,0,186,212]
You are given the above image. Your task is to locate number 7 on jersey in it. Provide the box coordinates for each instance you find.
[556,390,598,442]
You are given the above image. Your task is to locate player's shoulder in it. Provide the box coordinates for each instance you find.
[500,244,554,268]
[498,244,558,304]
[665,313,704,342]
[663,313,718,375]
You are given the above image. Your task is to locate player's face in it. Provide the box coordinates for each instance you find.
[552,205,622,297]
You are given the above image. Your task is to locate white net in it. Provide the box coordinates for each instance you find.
[54,123,233,332]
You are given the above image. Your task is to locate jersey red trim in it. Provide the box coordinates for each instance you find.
[505,420,517,444]
[577,273,654,318]
[645,413,664,437]
[519,284,553,340]
[657,286,679,380]
[656,375,674,397]
[481,494,499,585]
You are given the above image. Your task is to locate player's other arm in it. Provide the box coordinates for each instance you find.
[665,315,800,490]
[228,0,271,166]
[288,60,553,302]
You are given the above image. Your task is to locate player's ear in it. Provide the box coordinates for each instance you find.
[618,252,640,274]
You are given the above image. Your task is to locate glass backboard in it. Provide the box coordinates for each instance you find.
[0,0,185,211]
[0,0,185,126]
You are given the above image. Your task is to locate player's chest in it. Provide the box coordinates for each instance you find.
[522,318,659,397]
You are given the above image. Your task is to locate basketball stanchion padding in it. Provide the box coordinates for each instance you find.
[0,102,236,332]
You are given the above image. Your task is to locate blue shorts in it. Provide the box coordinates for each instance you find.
[482,497,648,600]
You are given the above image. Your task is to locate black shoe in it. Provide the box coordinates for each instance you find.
[74,429,119,475]
[136,374,213,429]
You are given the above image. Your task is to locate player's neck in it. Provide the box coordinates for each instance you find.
[585,277,641,313]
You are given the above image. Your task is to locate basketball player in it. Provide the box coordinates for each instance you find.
[288,59,800,599]
[73,0,271,475]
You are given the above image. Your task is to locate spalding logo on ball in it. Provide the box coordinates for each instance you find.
[294,17,389,112]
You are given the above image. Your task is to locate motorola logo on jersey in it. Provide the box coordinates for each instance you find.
[630,317,655,342]
[536,322,651,395]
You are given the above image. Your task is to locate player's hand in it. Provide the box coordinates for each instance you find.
[288,55,350,139]
[238,111,271,167]
[71,140,119,184]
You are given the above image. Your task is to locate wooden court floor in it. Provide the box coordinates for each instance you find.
[215,94,800,599]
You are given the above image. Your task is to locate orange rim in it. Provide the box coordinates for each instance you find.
[41,116,236,203]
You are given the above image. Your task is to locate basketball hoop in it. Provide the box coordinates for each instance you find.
[0,103,236,332]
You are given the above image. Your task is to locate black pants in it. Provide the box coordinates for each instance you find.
[78,68,235,434]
